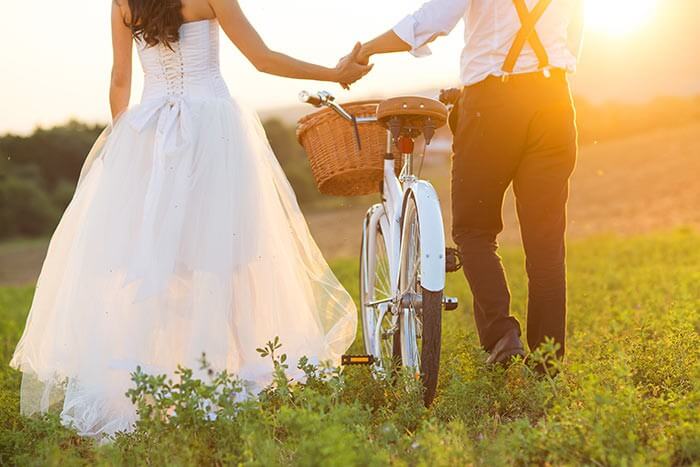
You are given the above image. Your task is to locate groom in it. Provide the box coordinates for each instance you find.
[346,0,585,364]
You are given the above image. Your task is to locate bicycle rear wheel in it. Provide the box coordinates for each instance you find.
[398,194,442,406]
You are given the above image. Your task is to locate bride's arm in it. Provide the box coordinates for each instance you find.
[110,0,133,121]
[209,0,372,85]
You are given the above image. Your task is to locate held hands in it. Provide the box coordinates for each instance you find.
[334,30,409,88]
[335,42,373,90]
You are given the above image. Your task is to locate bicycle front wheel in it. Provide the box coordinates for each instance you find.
[398,194,443,406]
[360,207,400,370]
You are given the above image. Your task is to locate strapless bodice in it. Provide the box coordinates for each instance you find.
[136,19,230,102]
[126,19,231,173]
[124,19,233,252]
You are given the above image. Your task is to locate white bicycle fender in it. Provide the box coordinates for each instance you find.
[405,181,446,292]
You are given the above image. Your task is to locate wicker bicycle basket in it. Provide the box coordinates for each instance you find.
[297,100,398,197]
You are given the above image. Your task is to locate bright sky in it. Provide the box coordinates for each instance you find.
[1,0,696,135]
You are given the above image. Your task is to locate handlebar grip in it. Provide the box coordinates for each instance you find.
[439,88,462,106]
[299,91,323,107]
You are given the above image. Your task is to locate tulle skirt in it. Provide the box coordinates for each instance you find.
[9,96,357,437]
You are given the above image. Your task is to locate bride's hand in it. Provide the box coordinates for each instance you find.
[335,42,373,90]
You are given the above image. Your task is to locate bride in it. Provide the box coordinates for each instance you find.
[10,0,370,438]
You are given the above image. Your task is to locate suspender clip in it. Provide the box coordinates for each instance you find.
[542,67,552,79]
[501,73,511,83]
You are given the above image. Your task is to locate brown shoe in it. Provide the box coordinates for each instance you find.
[486,328,525,365]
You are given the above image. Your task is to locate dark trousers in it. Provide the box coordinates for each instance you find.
[450,72,577,358]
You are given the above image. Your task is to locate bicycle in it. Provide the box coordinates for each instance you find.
[299,89,462,405]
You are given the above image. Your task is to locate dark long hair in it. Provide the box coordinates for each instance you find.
[126,0,184,48]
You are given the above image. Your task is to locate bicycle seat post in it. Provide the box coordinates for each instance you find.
[397,135,416,182]
[376,96,449,184]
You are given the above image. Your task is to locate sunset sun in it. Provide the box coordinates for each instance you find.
[585,0,658,36]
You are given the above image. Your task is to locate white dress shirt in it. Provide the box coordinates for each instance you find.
[393,0,585,86]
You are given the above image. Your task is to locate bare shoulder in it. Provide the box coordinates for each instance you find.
[181,0,217,22]
[112,0,131,22]
[112,0,216,23]
[205,0,246,17]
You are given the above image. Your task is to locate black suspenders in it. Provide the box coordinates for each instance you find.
[502,0,553,79]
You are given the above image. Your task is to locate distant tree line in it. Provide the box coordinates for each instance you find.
[0,122,102,238]
[0,118,320,240]
[1,95,698,240]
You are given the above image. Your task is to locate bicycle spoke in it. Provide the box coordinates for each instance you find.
[376,260,389,293]
[399,198,425,372]
[361,220,398,370]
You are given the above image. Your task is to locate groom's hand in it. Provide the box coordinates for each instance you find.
[337,42,372,90]
[347,43,370,66]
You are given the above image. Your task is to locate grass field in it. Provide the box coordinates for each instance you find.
[3,122,699,287]
[305,122,700,256]
[1,230,699,465]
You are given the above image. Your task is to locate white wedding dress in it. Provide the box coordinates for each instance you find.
[10,19,357,437]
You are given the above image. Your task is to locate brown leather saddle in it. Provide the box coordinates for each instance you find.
[376,96,448,145]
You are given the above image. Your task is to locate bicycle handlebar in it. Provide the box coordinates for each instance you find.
[299,90,324,107]
[299,88,461,152]
[300,88,462,124]
[439,88,462,106]
[299,91,373,151]
[299,91,377,124]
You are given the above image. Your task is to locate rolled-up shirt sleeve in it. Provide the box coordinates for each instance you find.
[392,0,469,57]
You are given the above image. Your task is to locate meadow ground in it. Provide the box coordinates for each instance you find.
[306,122,700,257]
[1,230,699,465]
[2,122,699,285]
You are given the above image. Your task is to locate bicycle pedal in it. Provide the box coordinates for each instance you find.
[443,296,459,311]
[342,355,375,366]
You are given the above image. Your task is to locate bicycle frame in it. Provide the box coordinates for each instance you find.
[302,90,459,403]
[300,89,446,349]
[371,132,446,298]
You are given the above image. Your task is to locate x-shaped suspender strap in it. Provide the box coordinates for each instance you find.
[502,0,553,74]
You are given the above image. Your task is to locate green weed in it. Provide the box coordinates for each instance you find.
[0,230,698,465]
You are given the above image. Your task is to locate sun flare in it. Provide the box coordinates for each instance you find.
[585,0,658,36]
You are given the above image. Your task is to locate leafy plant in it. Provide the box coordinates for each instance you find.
[0,231,698,465]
